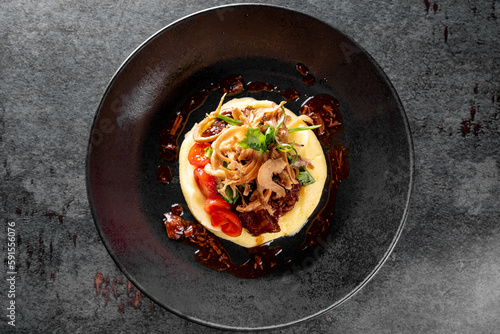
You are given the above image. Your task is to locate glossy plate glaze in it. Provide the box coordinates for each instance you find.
[87,4,413,330]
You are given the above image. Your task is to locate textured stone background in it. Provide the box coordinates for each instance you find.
[1,0,499,333]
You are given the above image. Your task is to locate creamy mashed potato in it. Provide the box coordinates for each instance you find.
[179,97,327,248]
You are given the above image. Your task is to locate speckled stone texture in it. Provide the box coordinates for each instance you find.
[1,0,499,333]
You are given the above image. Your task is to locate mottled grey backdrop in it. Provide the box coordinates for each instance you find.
[1,0,499,333]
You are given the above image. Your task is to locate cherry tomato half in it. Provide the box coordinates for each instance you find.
[221,221,243,237]
[188,142,211,167]
[204,196,231,214]
[193,167,219,199]
[210,209,242,237]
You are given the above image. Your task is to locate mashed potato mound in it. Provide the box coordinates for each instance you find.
[179,97,327,248]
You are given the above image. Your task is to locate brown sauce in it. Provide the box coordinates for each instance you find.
[295,62,316,87]
[281,88,300,102]
[302,145,349,250]
[300,94,343,145]
[164,208,282,279]
[217,74,245,96]
[158,89,210,163]
[156,164,172,184]
[157,66,349,278]
[302,74,316,87]
[246,81,276,93]
[202,109,233,137]
[295,63,309,77]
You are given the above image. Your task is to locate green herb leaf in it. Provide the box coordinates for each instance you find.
[276,141,295,153]
[297,167,315,186]
[287,149,299,165]
[237,107,311,158]
[264,125,275,148]
[238,127,268,152]
[204,146,213,159]
[273,111,292,152]
[275,109,286,133]
[216,114,243,126]
[288,124,321,134]
[222,186,239,204]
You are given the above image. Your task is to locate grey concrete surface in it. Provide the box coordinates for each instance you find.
[1,0,499,333]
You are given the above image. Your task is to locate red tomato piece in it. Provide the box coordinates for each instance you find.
[221,221,243,237]
[210,209,242,237]
[193,167,219,199]
[204,196,231,214]
[188,142,211,167]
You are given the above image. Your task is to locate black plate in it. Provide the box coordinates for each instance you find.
[87,4,413,330]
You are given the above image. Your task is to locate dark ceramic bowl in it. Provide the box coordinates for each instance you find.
[87,4,413,330]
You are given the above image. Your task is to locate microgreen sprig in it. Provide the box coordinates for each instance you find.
[237,106,317,185]
[216,114,243,126]
[288,124,321,133]
[238,106,318,163]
